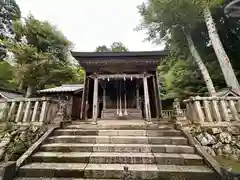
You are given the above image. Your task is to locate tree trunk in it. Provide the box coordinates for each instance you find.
[185,33,216,96]
[25,86,32,98]
[204,7,240,94]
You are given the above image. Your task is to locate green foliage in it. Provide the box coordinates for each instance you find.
[0,0,21,59]
[0,61,17,89]
[3,15,79,95]
[137,0,239,99]
[95,42,128,52]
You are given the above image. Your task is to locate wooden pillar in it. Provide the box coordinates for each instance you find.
[124,80,128,116]
[143,76,151,122]
[153,76,160,119]
[80,72,87,120]
[155,72,162,118]
[92,77,99,123]
[103,86,106,110]
[84,77,90,121]
[136,87,140,109]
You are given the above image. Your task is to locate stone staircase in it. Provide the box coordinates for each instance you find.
[15,120,219,180]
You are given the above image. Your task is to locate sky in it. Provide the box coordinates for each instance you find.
[16,0,164,52]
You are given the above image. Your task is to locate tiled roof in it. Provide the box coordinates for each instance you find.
[38,84,84,93]
[0,90,23,99]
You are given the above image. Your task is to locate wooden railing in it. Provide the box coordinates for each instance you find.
[0,97,60,125]
[183,96,240,125]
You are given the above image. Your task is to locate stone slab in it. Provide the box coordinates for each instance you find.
[30,151,203,165]
[54,129,183,137]
[47,136,188,145]
[40,143,195,154]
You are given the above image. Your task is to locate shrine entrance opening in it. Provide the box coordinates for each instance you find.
[71,51,167,123]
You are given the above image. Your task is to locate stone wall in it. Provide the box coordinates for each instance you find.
[190,126,240,161]
[0,123,47,162]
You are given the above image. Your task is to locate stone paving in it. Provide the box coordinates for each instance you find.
[15,120,219,180]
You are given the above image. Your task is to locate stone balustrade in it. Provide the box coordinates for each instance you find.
[0,97,60,125]
[162,110,174,119]
[183,96,240,126]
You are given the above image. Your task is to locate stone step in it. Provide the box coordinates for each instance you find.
[46,136,188,145]
[65,124,174,130]
[18,163,218,179]
[15,178,119,180]
[30,152,203,165]
[41,143,195,153]
[53,129,183,136]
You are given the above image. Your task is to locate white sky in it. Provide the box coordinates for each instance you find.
[16,0,164,52]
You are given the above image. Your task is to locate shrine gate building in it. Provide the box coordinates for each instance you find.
[71,51,167,123]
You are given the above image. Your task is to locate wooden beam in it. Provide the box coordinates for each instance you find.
[97,73,153,79]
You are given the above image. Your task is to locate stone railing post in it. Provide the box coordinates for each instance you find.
[203,99,213,122]
[39,97,49,124]
[229,99,240,121]
[23,100,31,122]
[219,99,230,121]
[7,102,16,121]
[31,101,39,122]
[193,96,205,124]
[173,98,186,123]
[15,101,24,123]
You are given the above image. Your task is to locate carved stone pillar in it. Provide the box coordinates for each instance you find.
[143,76,151,122]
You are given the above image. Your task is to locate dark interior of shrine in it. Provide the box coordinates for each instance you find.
[86,73,157,119]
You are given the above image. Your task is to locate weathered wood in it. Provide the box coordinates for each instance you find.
[203,100,213,122]
[31,101,39,122]
[15,102,24,123]
[97,73,153,79]
[39,100,48,124]
[7,102,16,121]
[219,100,230,121]
[194,100,205,123]
[80,71,87,119]
[103,87,106,110]
[152,76,160,119]
[92,77,99,122]
[136,88,140,109]
[229,100,240,121]
[23,101,31,122]
[155,72,162,118]
[143,76,151,122]
[212,100,222,122]
[84,77,90,121]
